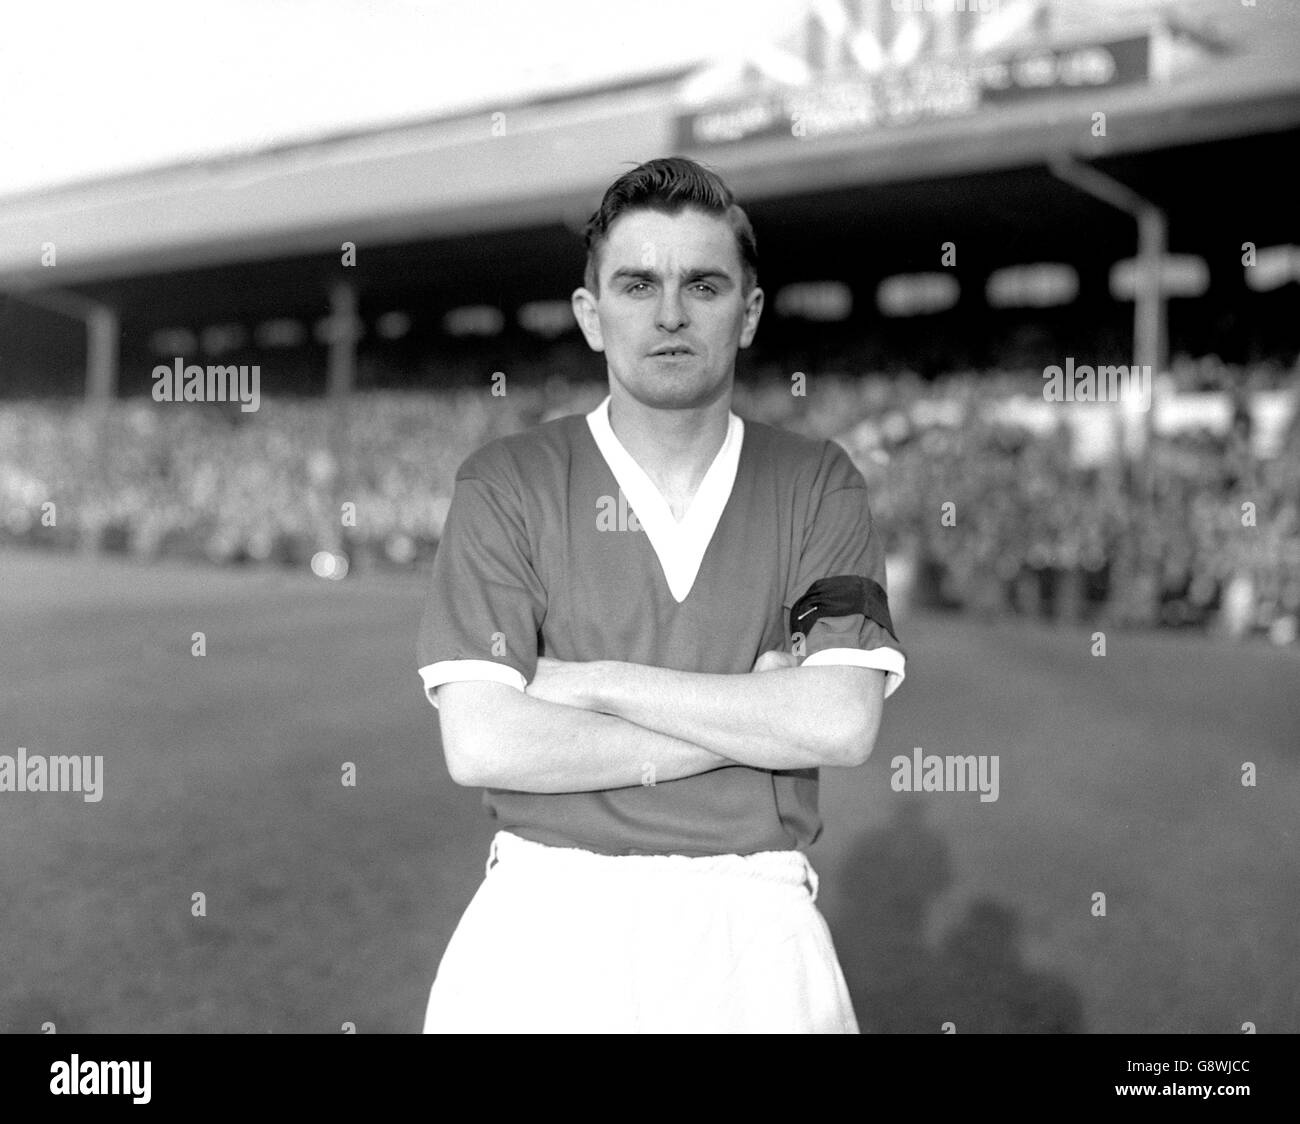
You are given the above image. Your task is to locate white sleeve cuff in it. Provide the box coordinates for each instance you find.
[801,646,906,699]
[418,660,527,709]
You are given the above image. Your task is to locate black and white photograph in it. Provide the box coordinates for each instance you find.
[1,0,1297,1096]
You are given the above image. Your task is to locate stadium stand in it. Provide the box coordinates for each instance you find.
[4,357,1296,643]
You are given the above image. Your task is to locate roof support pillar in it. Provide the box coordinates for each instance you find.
[1,287,120,406]
[1049,157,1167,495]
[86,303,121,406]
[326,280,359,398]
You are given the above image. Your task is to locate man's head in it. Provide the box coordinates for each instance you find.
[581,157,758,296]
[571,156,763,412]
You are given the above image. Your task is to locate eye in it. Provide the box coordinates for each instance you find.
[625,281,651,294]
[690,283,716,294]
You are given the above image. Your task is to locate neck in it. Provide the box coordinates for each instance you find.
[605,386,731,499]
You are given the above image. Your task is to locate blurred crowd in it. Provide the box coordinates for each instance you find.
[3,364,1298,643]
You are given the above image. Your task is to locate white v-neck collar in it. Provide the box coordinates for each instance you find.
[586,395,744,603]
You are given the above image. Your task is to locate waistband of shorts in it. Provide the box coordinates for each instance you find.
[485,830,820,900]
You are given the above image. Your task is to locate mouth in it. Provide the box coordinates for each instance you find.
[648,346,695,358]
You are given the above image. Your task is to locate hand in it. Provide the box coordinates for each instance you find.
[525,656,608,711]
[751,649,798,673]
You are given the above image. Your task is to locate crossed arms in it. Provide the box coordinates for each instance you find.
[435,652,885,793]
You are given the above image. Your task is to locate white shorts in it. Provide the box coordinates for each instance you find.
[422,830,859,1033]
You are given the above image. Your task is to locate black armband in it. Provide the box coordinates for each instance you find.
[789,576,898,645]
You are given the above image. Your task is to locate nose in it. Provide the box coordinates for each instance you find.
[655,285,688,332]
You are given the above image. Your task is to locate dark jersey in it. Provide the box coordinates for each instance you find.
[418,396,905,856]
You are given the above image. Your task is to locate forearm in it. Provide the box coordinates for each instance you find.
[586,662,883,770]
[437,682,732,793]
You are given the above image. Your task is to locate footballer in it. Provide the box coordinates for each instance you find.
[416,156,906,1033]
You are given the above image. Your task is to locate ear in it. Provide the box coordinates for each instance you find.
[738,285,764,350]
[571,287,604,353]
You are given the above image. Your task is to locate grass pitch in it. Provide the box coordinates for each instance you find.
[1,547,1296,1032]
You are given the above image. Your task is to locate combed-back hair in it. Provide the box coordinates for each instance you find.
[582,156,758,294]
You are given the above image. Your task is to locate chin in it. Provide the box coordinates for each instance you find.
[621,366,729,411]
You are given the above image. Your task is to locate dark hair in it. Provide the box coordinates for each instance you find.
[582,156,758,294]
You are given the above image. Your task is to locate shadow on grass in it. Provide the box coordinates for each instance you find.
[827,798,1085,1033]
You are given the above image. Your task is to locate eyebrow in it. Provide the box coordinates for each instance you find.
[608,267,735,286]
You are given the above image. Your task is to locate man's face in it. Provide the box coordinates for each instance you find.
[572,207,763,411]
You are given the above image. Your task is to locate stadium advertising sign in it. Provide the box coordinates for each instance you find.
[676,34,1150,148]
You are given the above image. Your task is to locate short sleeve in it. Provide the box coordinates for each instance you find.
[416,469,547,708]
[787,443,907,698]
